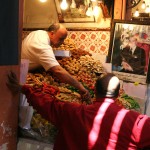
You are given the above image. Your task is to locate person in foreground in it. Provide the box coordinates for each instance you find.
[7,72,150,150]
[20,23,90,139]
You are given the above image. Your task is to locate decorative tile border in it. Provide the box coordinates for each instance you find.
[67,31,110,54]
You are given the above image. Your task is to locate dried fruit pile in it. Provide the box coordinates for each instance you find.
[53,38,76,51]
[25,43,105,142]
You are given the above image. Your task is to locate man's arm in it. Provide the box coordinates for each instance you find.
[48,65,91,101]
[21,84,64,126]
[6,71,81,127]
[6,71,64,125]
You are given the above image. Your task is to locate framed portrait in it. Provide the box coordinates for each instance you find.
[107,19,150,84]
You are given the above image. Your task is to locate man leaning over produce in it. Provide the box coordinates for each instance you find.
[20,23,91,140]
[7,72,150,150]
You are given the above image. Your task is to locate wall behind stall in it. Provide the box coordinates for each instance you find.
[67,30,110,55]
[23,30,110,57]
[0,0,23,149]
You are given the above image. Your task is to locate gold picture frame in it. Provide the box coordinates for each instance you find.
[107,19,150,84]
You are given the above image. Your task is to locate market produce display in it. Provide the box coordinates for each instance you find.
[24,38,141,143]
[116,89,141,112]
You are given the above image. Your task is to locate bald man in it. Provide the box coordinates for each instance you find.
[20,23,90,140]
[7,72,150,149]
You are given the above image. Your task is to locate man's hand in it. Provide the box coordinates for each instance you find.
[6,71,22,95]
[121,61,133,71]
[80,89,92,104]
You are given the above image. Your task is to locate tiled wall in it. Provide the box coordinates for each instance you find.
[22,30,110,55]
[67,31,110,55]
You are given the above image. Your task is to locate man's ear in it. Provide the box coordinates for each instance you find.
[48,31,54,40]
[50,31,54,36]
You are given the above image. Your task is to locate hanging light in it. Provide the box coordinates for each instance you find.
[86,6,93,16]
[39,0,47,2]
[141,1,146,9]
[93,6,99,16]
[70,0,76,8]
[134,8,139,17]
[60,0,68,10]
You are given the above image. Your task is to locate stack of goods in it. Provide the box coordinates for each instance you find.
[25,38,140,143]
[53,38,76,51]
[116,89,141,112]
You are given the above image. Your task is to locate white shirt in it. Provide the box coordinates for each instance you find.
[130,45,136,55]
[21,30,59,71]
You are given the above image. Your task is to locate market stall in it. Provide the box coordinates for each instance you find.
[20,38,142,143]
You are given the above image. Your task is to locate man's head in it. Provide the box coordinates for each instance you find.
[129,36,137,49]
[47,23,68,47]
[95,73,120,98]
